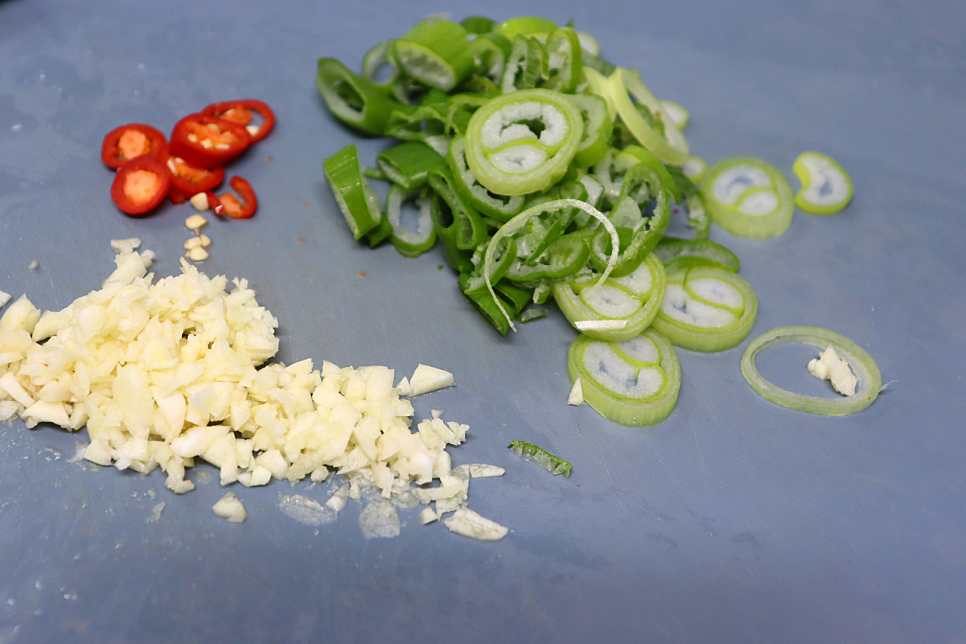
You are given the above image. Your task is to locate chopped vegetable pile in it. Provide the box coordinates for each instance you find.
[316,13,875,427]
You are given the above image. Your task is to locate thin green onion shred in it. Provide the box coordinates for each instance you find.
[508,441,572,477]
[741,327,881,416]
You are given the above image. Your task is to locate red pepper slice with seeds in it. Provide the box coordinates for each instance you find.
[165,155,225,201]
[202,99,275,144]
[101,123,168,170]
[110,155,171,216]
[213,176,257,219]
[169,113,252,169]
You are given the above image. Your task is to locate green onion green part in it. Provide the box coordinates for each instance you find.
[700,156,794,239]
[508,440,572,477]
[377,141,446,190]
[654,237,740,273]
[316,58,399,135]
[393,20,475,91]
[323,144,384,240]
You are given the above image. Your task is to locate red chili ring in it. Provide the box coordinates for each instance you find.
[169,113,252,169]
[101,123,168,170]
[111,155,172,216]
[202,99,275,144]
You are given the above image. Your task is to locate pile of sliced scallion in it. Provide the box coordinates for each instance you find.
[317,14,875,426]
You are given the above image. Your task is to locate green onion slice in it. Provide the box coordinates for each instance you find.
[485,199,620,332]
[607,68,689,165]
[464,88,584,196]
[447,136,525,222]
[680,155,707,182]
[651,265,757,352]
[654,236,740,273]
[461,15,495,35]
[496,16,557,40]
[700,156,794,239]
[316,58,398,135]
[660,100,689,130]
[741,326,881,416]
[385,102,472,156]
[469,32,512,85]
[377,141,446,190]
[427,167,488,250]
[500,35,548,93]
[568,329,681,427]
[666,166,709,240]
[614,145,683,203]
[791,151,854,215]
[542,28,584,93]
[566,94,614,169]
[576,31,600,56]
[508,441,571,477]
[386,185,437,257]
[553,251,666,341]
[362,39,398,85]
[323,144,384,240]
[583,66,616,120]
[393,20,475,92]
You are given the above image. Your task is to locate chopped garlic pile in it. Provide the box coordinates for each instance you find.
[0,245,508,539]
[807,346,858,396]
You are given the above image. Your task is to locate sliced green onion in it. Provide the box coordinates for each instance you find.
[362,39,397,84]
[469,32,512,85]
[377,141,446,190]
[680,155,707,182]
[660,100,689,130]
[316,58,398,135]
[568,329,681,427]
[651,265,757,352]
[582,52,616,77]
[607,68,689,165]
[566,94,614,168]
[666,166,710,240]
[500,35,548,93]
[576,31,600,56]
[614,145,683,203]
[508,232,590,282]
[518,306,548,323]
[792,151,854,215]
[447,136,525,222]
[741,327,881,416]
[701,157,794,239]
[654,237,740,273]
[323,144,384,240]
[459,273,530,335]
[553,251,667,341]
[393,20,474,91]
[464,88,584,196]
[582,66,616,120]
[542,28,584,93]
[460,15,495,35]
[427,167,488,250]
[386,185,436,257]
[508,441,571,477]
[588,163,670,277]
[485,199,620,332]
[496,16,557,40]
[385,102,472,156]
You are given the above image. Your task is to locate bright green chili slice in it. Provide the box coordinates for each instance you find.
[792,151,854,215]
[447,136,525,222]
[741,326,881,416]
[607,67,689,165]
[542,27,584,93]
[660,100,689,130]
[508,441,571,477]
[376,141,446,190]
[323,144,384,241]
[651,265,758,352]
[666,166,710,240]
[553,251,666,342]
[654,236,740,273]
[427,167,488,251]
[386,185,436,257]
[568,329,681,427]
[500,35,548,93]
[588,163,670,277]
[566,93,613,168]
[316,58,399,135]
[464,88,584,196]
[393,19,475,92]
[701,156,794,239]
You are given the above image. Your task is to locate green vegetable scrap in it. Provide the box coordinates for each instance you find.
[508,441,572,477]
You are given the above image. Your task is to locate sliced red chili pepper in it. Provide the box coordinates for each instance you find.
[110,155,171,216]
[202,99,275,144]
[165,155,225,201]
[169,113,252,169]
[206,191,225,216]
[101,123,168,170]
[215,176,257,219]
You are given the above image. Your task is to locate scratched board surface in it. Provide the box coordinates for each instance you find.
[1,0,964,642]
